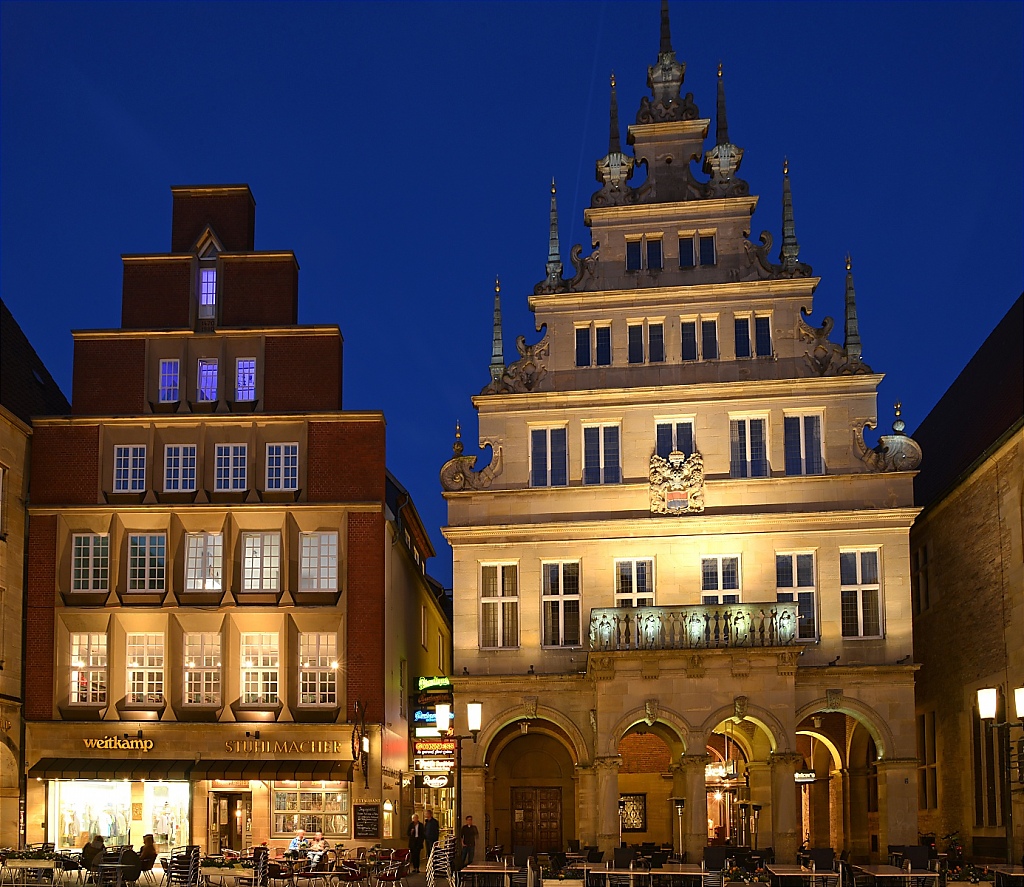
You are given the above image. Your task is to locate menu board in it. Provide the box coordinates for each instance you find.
[354,803,380,839]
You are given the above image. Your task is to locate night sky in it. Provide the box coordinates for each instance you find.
[2,2,1021,588]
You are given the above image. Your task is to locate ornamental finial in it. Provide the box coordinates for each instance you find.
[453,421,464,456]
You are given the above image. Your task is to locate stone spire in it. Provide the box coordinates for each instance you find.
[489,277,505,383]
[637,0,697,124]
[594,74,636,203]
[843,253,862,361]
[703,63,747,196]
[545,179,563,286]
[779,158,802,272]
[716,61,730,145]
[609,73,622,155]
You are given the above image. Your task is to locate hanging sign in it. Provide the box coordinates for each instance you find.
[794,770,817,783]
[414,758,455,772]
[417,676,452,692]
[415,773,453,789]
[414,739,456,757]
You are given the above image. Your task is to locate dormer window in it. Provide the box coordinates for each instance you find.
[199,268,217,319]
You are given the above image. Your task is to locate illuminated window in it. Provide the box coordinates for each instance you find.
[199,268,217,319]
[701,555,740,604]
[184,632,221,706]
[243,532,281,591]
[266,443,299,490]
[299,632,338,705]
[126,633,164,704]
[197,358,218,402]
[185,533,222,590]
[241,632,279,705]
[841,550,882,638]
[480,563,518,649]
[114,445,146,492]
[215,444,247,491]
[70,633,107,705]
[542,562,581,646]
[615,559,654,607]
[72,534,109,591]
[299,532,338,591]
[236,358,256,402]
[164,444,197,492]
[159,359,180,402]
[776,552,817,639]
[128,534,166,591]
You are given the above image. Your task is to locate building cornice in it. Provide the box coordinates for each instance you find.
[72,325,341,340]
[30,411,384,427]
[28,502,385,517]
[583,195,758,226]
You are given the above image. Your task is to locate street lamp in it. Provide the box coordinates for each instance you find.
[976,685,1024,865]
[436,701,482,855]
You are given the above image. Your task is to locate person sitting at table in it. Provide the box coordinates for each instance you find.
[287,830,307,855]
[82,835,105,869]
[306,833,327,866]
[139,835,158,866]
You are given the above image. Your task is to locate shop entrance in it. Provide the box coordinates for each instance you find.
[210,792,251,852]
[510,787,562,853]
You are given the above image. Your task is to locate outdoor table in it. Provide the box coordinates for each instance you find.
[3,858,60,887]
[852,865,940,887]
[202,866,255,887]
[460,862,518,887]
[766,865,817,887]
[991,866,1024,887]
[646,864,706,886]
[584,864,655,887]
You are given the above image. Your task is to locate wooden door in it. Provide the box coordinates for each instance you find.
[510,787,562,853]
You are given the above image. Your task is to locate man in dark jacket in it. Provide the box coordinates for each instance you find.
[423,808,440,861]
[407,814,424,872]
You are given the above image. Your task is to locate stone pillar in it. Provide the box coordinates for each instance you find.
[829,768,847,856]
[770,752,803,864]
[578,766,598,848]
[461,766,488,837]
[679,753,709,862]
[876,758,919,849]
[594,757,621,853]
[846,766,871,861]
[746,761,772,853]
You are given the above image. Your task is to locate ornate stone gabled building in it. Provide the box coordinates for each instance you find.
[442,3,923,861]
[23,185,450,853]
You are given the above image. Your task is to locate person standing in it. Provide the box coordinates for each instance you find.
[459,815,478,867]
[423,808,440,862]
[407,814,424,873]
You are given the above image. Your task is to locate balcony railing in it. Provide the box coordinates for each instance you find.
[588,601,799,651]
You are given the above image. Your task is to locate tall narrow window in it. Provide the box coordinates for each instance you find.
[595,326,612,366]
[480,563,519,648]
[243,532,281,591]
[126,633,164,704]
[530,428,567,487]
[626,240,642,271]
[70,633,107,705]
[681,321,698,361]
[266,443,299,490]
[917,711,938,810]
[542,562,581,647]
[575,327,591,368]
[164,444,197,492]
[701,319,719,360]
[185,533,223,590]
[730,418,768,478]
[776,552,817,639]
[646,238,663,270]
[784,415,824,476]
[114,445,146,492]
[159,359,180,403]
[199,267,217,319]
[184,632,221,706]
[699,234,717,265]
[128,534,166,591]
[399,659,407,718]
[615,559,654,607]
[911,545,931,614]
[236,358,256,402]
[679,233,717,267]
[701,555,740,604]
[754,316,773,356]
[299,633,338,705]
[241,632,279,705]
[583,424,620,484]
[72,534,109,591]
[656,421,695,459]
[648,323,665,362]
[679,236,696,268]
[197,358,218,402]
[840,550,882,638]
[735,317,752,358]
[628,324,645,364]
[300,532,339,591]
[215,444,247,491]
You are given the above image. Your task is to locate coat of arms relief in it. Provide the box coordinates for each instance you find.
[649,450,705,514]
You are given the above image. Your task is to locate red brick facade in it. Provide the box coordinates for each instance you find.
[307,420,385,502]
[264,335,343,412]
[30,424,99,504]
[345,512,386,723]
[171,186,255,253]
[121,257,192,329]
[25,515,58,719]
[220,255,299,327]
[71,337,146,415]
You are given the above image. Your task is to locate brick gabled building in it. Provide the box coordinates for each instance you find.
[24,185,450,853]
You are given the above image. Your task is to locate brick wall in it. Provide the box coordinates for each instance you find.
[346,512,386,723]
[31,425,99,504]
[25,515,57,719]
[72,338,146,415]
[264,336,343,412]
[220,255,298,327]
[171,187,255,252]
[618,732,672,773]
[121,257,192,328]
[307,420,384,502]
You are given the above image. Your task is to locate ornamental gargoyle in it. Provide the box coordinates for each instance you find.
[649,450,705,514]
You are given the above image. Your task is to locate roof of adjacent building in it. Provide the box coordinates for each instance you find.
[0,298,71,425]
[912,293,1024,508]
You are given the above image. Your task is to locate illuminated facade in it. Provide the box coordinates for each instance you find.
[442,4,923,861]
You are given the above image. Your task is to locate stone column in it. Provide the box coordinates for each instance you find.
[846,766,871,861]
[461,765,488,835]
[876,758,919,849]
[746,761,772,853]
[829,768,847,856]
[594,757,621,853]
[578,766,598,848]
[679,753,709,862]
[770,752,803,864]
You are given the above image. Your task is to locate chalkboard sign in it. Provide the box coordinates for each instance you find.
[354,803,380,839]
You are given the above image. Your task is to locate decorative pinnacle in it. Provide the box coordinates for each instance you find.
[779,157,801,270]
[892,402,906,435]
[609,73,621,155]
[844,253,862,361]
[659,0,672,53]
[716,61,730,146]
[453,421,464,457]
[489,277,504,383]
[545,178,563,283]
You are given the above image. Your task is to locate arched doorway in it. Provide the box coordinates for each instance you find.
[617,729,674,846]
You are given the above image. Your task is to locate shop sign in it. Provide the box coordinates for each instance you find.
[415,773,453,789]
[794,770,817,783]
[415,727,441,738]
[414,709,453,725]
[705,761,737,780]
[84,736,155,752]
[414,758,455,772]
[417,676,452,692]
[416,691,452,707]
[413,739,456,757]
[224,739,351,756]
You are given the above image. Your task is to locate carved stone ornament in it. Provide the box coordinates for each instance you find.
[798,311,873,376]
[742,231,813,281]
[650,450,705,514]
[439,428,504,492]
[686,654,706,679]
[481,331,549,395]
[523,696,538,720]
[644,699,659,726]
[825,689,843,711]
[636,90,699,125]
[589,709,598,735]
[733,695,748,722]
[567,244,600,292]
[853,407,923,472]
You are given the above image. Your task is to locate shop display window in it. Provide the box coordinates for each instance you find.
[50,780,189,852]
[271,781,349,838]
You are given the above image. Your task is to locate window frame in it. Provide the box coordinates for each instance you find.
[184,631,221,706]
[625,235,664,272]
[197,357,219,402]
[159,359,180,403]
[775,551,818,640]
[615,558,655,608]
[680,315,719,361]
[701,555,741,604]
[114,445,147,492]
[480,562,520,649]
[583,423,621,485]
[199,266,217,319]
[128,533,166,591]
[840,549,883,638]
[542,561,582,647]
[530,426,568,487]
[164,443,197,493]
[574,323,612,368]
[184,532,223,591]
[266,443,299,491]
[242,531,282,591]
[911,544,931,614]
[126,632,164,705]
[784,412,825,476]
[729,415,770,478]
[627,319,666,365]
[235,358,257,402]
[655,419,696,459]
[298,632,338,707]
[299,531,339,591]
[214,443,248,491]
[240,632,279,705]
[678,231,717,268]
[70,632,107,705]
[72,534,110,592]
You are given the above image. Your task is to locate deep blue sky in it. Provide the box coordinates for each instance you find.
[3,2,1022,588]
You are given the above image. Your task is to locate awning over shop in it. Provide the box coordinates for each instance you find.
[191,759,353,782]
[28,758,193,780]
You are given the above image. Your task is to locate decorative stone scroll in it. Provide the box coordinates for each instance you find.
[797,311,873,376]
[522,697,538,720]
[481,331,549,395]
[853,404,923,472]
[742,231,813,281]
[439,424,504,492]
[650,450,705,514]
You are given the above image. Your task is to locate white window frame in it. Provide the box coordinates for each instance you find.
[199,267,217,319]
[126,632,164,704]
[299,632,338,706]
[242,531,281,591]
[530,426,568,487]
[159,359,180,403]
[114,445,146,492]
[128,533,166,591]
[72,534,109,592]
[236,358,256,402]
[840,549,883,638]
[784,412,825,476]
[729,414,770,478]
[480,562,519,649]
[241,632,279,705]
[164,444,197,492]
[266,443,299,491]
[197,357,218,402]
[184,632,221,706]
[542,561,582,647]
[185,532,223,591]
[215,443,248,491]
[70,632,107,705]
[583,423,621,485]
[655,418,696,459]
[299,531,339,591]
[701,555,741,604]
[775,551,818,640]
[615,558,654,608]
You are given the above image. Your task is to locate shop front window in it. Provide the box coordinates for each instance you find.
[272,781,350,838]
